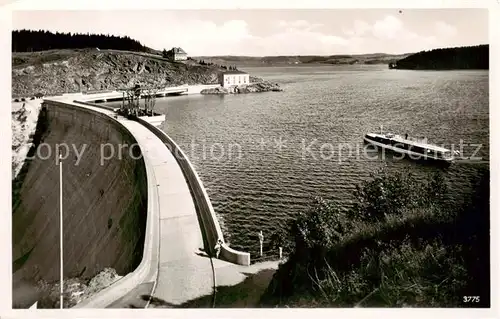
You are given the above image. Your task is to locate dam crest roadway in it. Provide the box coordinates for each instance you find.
[40,93,271,308]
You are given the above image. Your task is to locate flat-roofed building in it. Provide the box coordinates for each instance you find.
[219,70,250,88]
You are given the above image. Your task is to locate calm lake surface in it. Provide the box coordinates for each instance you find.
[130,65,490,257]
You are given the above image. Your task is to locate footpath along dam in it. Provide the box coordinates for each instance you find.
[12,89,252,308]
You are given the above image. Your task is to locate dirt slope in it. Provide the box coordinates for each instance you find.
[12,49,223,97]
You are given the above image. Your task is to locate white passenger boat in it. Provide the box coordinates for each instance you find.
[364,132,459,163]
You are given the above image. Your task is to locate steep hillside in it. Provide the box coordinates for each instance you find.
[12,49,224,98]
[11,100,43,179]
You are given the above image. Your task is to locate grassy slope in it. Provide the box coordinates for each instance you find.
[260,169,489,307]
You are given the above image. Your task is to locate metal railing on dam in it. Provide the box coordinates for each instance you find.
[135,118,251,266]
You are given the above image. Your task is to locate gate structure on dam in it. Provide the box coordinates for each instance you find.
[121,83,162,117]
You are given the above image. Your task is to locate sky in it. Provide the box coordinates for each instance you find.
[12,9,489,56]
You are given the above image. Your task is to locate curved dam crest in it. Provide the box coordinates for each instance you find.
[12,100,148,306]
[12,92,250,308]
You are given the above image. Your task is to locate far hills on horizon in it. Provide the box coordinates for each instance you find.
[190,46,488,68]
[190,53,412,66]
[12,29,488,69]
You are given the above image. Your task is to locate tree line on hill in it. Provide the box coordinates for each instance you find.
[390,44,488,70]
[12,29,149,53]
[197,59,239,70]
[184,56,239,71]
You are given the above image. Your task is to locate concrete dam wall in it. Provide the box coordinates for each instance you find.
[12,101,147,301]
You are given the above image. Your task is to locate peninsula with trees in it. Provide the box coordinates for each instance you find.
[389,44,488,70]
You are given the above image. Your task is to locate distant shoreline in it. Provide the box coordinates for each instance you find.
[192,53,410,67]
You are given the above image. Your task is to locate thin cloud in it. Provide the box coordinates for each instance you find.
[435,21,458,38]
[340,15,441,54]
[342,20,371,37]
[12,10,487,56]
[137,16,458,55]
[277,19,323,32]
[372,15,404,39]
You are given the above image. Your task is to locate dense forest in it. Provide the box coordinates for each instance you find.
[12,29,150,53]
[390,44,488,70]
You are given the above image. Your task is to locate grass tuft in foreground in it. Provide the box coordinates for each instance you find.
[261,168,489,307]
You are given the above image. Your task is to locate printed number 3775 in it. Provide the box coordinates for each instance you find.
[463,296,480,303]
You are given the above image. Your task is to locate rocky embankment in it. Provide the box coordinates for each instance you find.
[12,49,283,98]
[200,81,283,94]
[14,268,122,308]
[12,49,224,97]
[11,100,43,178]
[39,267,123,308]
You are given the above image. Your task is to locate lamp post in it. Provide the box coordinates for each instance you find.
[258,231,264,257]
[59,153,64,309]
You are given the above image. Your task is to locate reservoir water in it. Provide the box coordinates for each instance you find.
[129,65,489,257]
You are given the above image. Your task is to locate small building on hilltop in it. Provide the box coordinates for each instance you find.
[219,70,250,88]
[166,47,188,61]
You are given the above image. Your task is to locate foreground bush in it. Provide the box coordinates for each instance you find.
[262,168,489,307]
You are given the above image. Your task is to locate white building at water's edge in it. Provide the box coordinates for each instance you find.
[218,70,250,88]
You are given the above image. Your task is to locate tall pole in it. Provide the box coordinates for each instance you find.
[258,231,264,257]
[59,154,64,309]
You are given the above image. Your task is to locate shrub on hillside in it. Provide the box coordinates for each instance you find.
[261,169,489,307]
[291,197,351,260]
[349,170,449,222]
